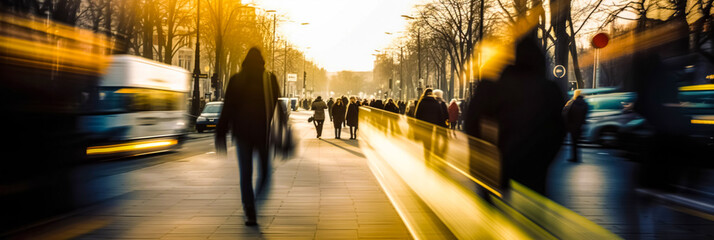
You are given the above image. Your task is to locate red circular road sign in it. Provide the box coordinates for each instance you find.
[592,33,609,49]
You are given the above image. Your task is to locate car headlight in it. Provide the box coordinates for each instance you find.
[197,117,206,122]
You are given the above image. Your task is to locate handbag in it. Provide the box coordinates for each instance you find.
[308,116,314,123]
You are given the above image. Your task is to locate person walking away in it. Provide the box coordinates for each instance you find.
[346,97,360,139]
[332,99,347,139]
[414,88,449,164]
[311,96,328,138]
[398,100,407,114]
[562,89,589,162]
[327,97,335,122]
[448,99,460,130]
[215,47,280,226]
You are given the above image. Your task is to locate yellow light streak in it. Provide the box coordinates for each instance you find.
[86,139,178,155]
[679,84,714,92]
[691,119,714,125]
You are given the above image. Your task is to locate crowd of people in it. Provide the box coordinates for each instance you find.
[299,91,469,140]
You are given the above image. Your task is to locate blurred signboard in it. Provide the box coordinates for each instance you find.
[287,73,297,82]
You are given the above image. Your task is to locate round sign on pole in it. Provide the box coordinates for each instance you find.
[592,33,609,49]
[553,65,566,78]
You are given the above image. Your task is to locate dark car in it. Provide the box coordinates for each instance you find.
[196,101,223,133]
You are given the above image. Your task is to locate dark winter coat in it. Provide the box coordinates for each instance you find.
[415,96,448,128]
[216,57,279,142]
[332,103,346,127]
[384,101,400,114]
[346,103,359,127]
[563,96,588,132]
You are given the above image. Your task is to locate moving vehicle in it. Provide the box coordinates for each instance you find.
[581,92,638,146]
[79,55,191,158]
[196,102,223,133]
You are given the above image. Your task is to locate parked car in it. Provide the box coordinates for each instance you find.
[196,101,223,133]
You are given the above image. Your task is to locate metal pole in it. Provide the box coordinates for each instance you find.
[191,0,201,117]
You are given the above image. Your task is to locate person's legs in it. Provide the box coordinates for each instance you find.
[316,120,324,138]
[236,140,257,225]
[255,140,271,198]
[569,131,581,162]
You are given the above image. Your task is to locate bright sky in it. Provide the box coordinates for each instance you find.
[251,0,418,72]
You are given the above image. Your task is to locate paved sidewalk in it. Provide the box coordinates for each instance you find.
[10,111,410,239]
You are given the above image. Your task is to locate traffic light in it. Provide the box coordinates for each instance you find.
[389,78,393,89]
[303,71,307,88]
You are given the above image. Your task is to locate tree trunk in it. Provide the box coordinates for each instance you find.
[567,15,583,89]
[142,1,153,59]
[551,0,570,96]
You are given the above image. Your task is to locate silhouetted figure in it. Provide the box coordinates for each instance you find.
[384,99,400,114]
[346,97,360,139]
[562,89,589,162]
[311,96,328,138]
[374,99,385,109]
[466,36,565,195]
[632,52,691,191]
[327,97,335,122]
[415,89,448,128]
[332,98,347,139]
[215,47,280,226]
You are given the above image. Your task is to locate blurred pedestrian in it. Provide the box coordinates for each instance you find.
[562,89,589,162]
[467,36,565,195]
[374,99,385,109]
[406,100,417,117]
[398,100,407,114]
[311,96,328,138]
[215,47,280,226]
[384,98,400,114]
[341,96,349,127]
[346,97,360,139]
[415,89,448,128]
[332,98,347,139]
[448,99,460,130]
[327,97,335,122]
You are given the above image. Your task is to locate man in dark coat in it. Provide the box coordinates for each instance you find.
[216,47,279,226]
[562,89,589,162]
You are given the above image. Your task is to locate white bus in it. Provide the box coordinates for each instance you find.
[79,55,191,158]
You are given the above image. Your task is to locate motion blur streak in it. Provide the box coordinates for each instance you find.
[680,84,714,91]
[86,139,179,155]
[358,107,620,239]
[691,119,714,125]
[0,13,113,75]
